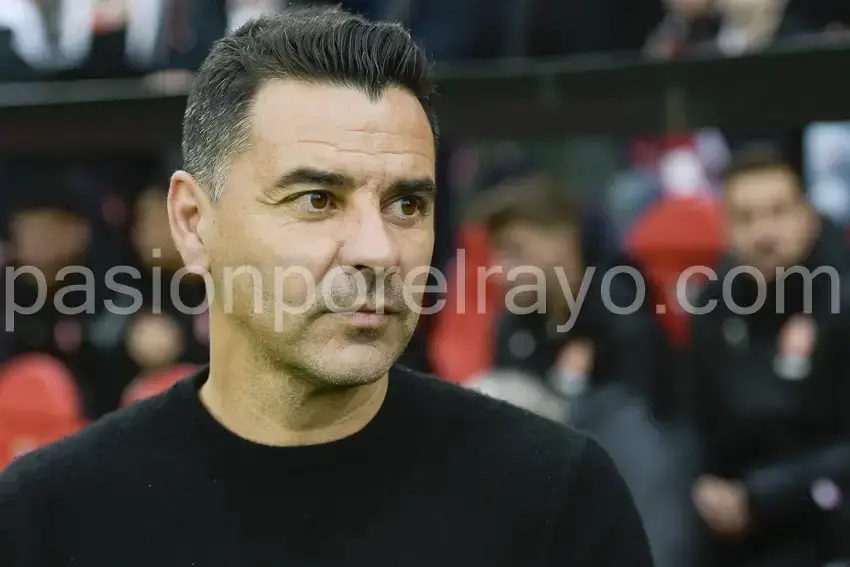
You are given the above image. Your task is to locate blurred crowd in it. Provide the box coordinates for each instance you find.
[0,0,849,80]
[3,1,850,567]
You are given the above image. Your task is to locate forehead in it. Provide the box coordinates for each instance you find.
[245,79,435,186]
[494,220,573,247]
[726,169,799,209]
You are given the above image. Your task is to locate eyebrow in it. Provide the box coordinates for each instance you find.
[267,166,436,196]
[387,177,437,197]
[271,167,353,190]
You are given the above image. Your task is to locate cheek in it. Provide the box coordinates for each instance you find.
[397,226,434,269]
[787,214,811,245]
[396,228,434,297]
[224,215,338,271]
[729,226,750,248]
[210,216,337,306]
[781,232,807,257]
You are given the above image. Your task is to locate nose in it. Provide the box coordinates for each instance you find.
[338,199,400,273]
[751,219,779,247]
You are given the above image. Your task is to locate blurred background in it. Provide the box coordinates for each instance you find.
[3,1,850,566]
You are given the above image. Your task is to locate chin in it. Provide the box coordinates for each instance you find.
[309,344,397,387]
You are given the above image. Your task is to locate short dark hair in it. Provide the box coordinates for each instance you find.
[723,146,801,190]
[469,174,580,234]
[182,6,438,199]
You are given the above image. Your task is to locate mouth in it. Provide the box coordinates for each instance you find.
[333,310,395,328]
[330,303,401,314]
[323,305,402,328]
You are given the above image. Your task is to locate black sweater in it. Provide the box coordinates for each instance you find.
[0,365,653,567]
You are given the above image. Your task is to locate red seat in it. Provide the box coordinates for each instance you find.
[626,196,725,348]
[122,364,198,406]
[0,354,85,468]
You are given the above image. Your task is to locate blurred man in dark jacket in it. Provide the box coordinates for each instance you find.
[689,149,850,567]
[467,173,663,413]
[468,173,693,567]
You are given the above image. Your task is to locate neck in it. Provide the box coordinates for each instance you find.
[202,311,388,447]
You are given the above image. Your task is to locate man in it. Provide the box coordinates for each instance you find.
[464,174,692,567]
[689,149,850,567]
[462,174,658,412]
[2,182,109,417]
[0,8,653,567]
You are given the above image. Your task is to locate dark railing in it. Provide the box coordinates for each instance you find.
[2,35,850,152]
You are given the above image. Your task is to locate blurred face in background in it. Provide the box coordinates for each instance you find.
[491,220,582,311]
[132,187,183,271]
[10,208,91,282]
[725,167,816,279]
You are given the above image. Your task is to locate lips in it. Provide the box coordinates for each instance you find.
[336,305,400,315]
[319,299,402,314]
[334,309,394,329]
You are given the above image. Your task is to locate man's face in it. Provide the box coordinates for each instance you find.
[725,168,814,278]
[491,221,581,309]
[203,81,435,386]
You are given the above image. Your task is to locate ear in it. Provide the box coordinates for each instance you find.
[168,171,212,274]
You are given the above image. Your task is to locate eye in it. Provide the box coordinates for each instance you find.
[281,191,338,217]
[388,196,426,219]
[304,192,331,211]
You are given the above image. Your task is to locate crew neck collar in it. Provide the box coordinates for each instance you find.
[174,366,406,473]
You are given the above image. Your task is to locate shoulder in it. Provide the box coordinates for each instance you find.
[396,368,652,565]
[0,388,182,504]
[544,432,654,566]
[391,365,589,472]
